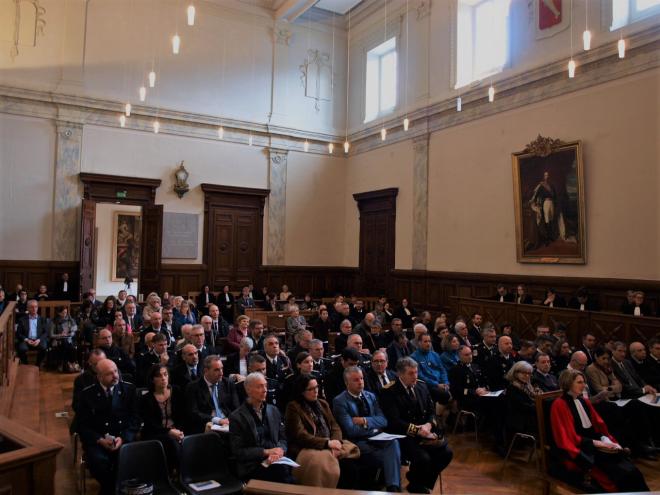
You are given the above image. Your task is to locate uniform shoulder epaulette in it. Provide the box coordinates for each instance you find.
[82,384,96,391]
[121,380,134,385]
[416,378,427,384]
[383,381,396,389]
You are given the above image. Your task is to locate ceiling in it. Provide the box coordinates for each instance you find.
[270,0,364,21]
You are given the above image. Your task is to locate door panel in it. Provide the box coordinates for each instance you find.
[79,199,96,297]
[140,204,163,295]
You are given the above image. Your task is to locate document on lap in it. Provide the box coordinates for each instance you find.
[368,432,406,441]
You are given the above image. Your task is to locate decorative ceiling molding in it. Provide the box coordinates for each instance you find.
[5,0,46,60]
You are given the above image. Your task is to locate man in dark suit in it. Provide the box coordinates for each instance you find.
[54,272,76,301]
[485,336,518,391]
[122,301,143,333]
[387,331,413,371]
[86,288,103,310]
[236,285,255,315]
[248,319,265,352]
[611,342,657,399]
[15,299,49,365]
[568,287,600,311]
[286,329,312,364]
[229,372,292,483]
[140,311,174,348]
[76,359,140,495]
[325,348,361,403]
[170,344,202,389]
[448,345,490,413]
[208,304,229,339]
[629,340,660,389]
[622,291,654,317]
[492,284,514,303]
[531,353,559,392]
[333,367,402,492]
[96,329,136,380]
[185,354,239,434]
[467,313,483,344]
[136,333,174,387]
[380,357,453,494]
[364,350,397,396]
[161,306,181,343]
[580,332,597,366]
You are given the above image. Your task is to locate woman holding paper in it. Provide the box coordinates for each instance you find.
[285,374,358,488]
[550,368,649,492]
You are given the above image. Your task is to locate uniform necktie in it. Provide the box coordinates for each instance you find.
[213,321,218,333]
[211,383,225,419]
[407,386,416,400]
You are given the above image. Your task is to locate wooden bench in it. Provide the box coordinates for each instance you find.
[245,309,317,332]
[245,480,393,495]
[321,297,381,311]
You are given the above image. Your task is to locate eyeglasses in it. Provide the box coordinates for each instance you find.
[372,359,386,364]
[305,386,319,392]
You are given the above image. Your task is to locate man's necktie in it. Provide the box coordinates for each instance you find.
[190,367,196,378]
[380,374,387,387]
[357,395,370,417]
[407,386,416,400]
[211,383,225,419]
[213,322,218,334]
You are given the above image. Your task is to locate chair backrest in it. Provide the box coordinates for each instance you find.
[180,433,232,484]
[116,440,170,491]
[534,390,562,474]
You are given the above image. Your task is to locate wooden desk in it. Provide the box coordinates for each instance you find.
[245,480,394,495]
[0,415,63,495]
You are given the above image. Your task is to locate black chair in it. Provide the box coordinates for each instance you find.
[180,433,243,495]
[116,440,179,494]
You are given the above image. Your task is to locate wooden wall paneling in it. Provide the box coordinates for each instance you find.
[140,204,163,295]
[79,173,161,205]
[0,261,79,297]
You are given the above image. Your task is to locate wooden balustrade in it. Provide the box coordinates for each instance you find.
[450,296,660,345]
[0,302,17,416]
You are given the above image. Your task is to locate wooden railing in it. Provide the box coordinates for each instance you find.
[320,297,381,311]
[244,309,318,332]
[0,302,17,413]
[450,296,660,346]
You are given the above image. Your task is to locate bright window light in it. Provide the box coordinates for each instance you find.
[364,37,397,123]
[456,0,511,88]
[611,0,660,30]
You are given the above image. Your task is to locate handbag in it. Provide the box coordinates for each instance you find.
[338,439,360,459]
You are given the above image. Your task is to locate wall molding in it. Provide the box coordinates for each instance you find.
[0,26,657,158]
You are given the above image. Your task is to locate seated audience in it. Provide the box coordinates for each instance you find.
[486,335,518,391]
[248,318,265,351]
[300,293,318,311]
[137,333,173,387]
[112,318,135,359]
[387,330,413,370]
[504,361,540,434]
[122,301,143,333]
[236,285,256,314]
[333,366,402,492]
[55,272,74,300]
[514,284,534,305]
[225,336,254,379]
[364,350,397,395]
[140,364,186,470]
[170,343,202,389]
[16,299,48,366]
[449,345,490,413]
[580,332,597,365]
[34,284,50,301]
[281,351,316,411]
[629,339,660,388]
[331,303,354,332]
[279,284,292,302]
[227,315,250,354]
[49,305,78,372]
[552,339,572,374]
[287,329,313,364]
[96,296,117,328]
[467,312,483,343]
[473,325,498,369]
[285,374,356,488]
[568,287,600,311]
[184,355,239,434]
[72,349,106,414]
[493,284,514,302]
[500,322,521,351]
[312,307,332,343]
[325,348,361,403]
[550,368,649,492]
[174,299,196,326]
[219,285,235,322]
[76,359,140,495]
[517,340,538,364]
[142,292,162,325]
[381,301,394,324]
[532,352,558,392]
[380,357,453,494]
[97,328,136,380]
[229,372,292,482]
[611,341,657,399]
[454,321,474,348]
[439,334,460,371]
[14,289,29,317]
[333,319,354,355]
[161,306,180,343]
[394,298,416,329]
[197,284,215,316]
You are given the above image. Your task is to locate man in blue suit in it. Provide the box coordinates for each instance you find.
[333,366,402,492]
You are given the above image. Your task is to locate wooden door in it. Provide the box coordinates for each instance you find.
[202,184,269,289]
[353,189,398,295]
[79,199,96,297]
[140,204,163,295]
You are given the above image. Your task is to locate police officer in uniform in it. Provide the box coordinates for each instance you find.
[76,359,140,494]
[472,325,498,369]
[485,335,519,391]
[380,357,453,494]
[449,345,490,414]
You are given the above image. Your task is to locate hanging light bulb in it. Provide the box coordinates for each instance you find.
[618,38,626,58]
[187,5,196,26]
[139,86,146,102]
[217,126,224,139]
[248,134,253,146]
[119,115,126,128]
[488,85,495,103]
[328,142,334,154]
[343,140,350,154]
[172,34,181,54]
[380,127,387,141]
[148,71,156,88]
[124,103,131,117]
[582,30,591,50]
[303,140,309,152]
[456,97,462,112]
[153,120,160,134]
[568,59,576,78]
[403,117,410,131]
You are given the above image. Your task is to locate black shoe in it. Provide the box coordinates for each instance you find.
[406,484,431,494]
[385,485,401,493]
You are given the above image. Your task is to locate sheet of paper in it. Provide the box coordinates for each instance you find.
[368,432,406,441]
[188,480,221,491]
[613,399,631,407]
[211,424,229,432]
[271,456,300,467]
[483,390,504,397]
[638,393,660,407]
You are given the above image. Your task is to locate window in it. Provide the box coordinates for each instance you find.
[455,0,511,89]
[611,0,660,30]
[364,37,397,123]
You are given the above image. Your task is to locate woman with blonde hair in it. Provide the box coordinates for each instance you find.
[142,292,162,324]
[504,360,541,434]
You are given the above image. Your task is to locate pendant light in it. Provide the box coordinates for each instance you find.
[119,115,126,128]
[148,71,156,88]
[380,127,387,141]
[303,140,309,152]
[187,4,196,26]
[403,118,410,131]
[618,37,626,58]
[248,133,253,146]
[402,0,410,131]
[139,85,147,102]
[456,96,462,112]
[343,8,351,153]
[582,0,591,51]
[488,85,495,102]
[328,142,334,154]
[344,141,350,154]
[568,0,576,78]
[153,120,160,134]
[217,126,224,139]
[124,103,132,117]
[172,34,181,54]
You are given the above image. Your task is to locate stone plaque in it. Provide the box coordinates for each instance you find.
[162,212,198,259]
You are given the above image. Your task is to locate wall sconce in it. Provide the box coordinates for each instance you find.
[173,161,190,198]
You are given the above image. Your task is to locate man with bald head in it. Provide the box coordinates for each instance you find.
[171,343,202,389]
[76,358,139,494]
[96,328,136,379]
[485,335,519,390]
[629,341,660,389]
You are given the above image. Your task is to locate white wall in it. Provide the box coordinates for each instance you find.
[0,113,55,259]
[94,203,141,298]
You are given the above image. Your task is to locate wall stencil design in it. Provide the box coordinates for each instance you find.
[0,0,46,59]
[299,49,333,111]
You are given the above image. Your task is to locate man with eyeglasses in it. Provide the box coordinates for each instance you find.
[364,350,397,396]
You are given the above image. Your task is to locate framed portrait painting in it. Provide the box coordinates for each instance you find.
[112,212,142,281]
[512,135,586,264]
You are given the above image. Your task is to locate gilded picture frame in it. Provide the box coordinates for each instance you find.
[112,212,142,281]
[512,136,586,264]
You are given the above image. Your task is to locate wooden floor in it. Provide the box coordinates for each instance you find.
[22,367,660,494]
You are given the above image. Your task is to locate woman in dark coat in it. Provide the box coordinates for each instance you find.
[504,360,541,434]
[139,364,186,470]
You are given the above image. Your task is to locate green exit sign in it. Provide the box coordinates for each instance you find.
[116,190,127,199]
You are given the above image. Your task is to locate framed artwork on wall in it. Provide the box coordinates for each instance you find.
[512,135,586,264]
[112,211,142,281]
